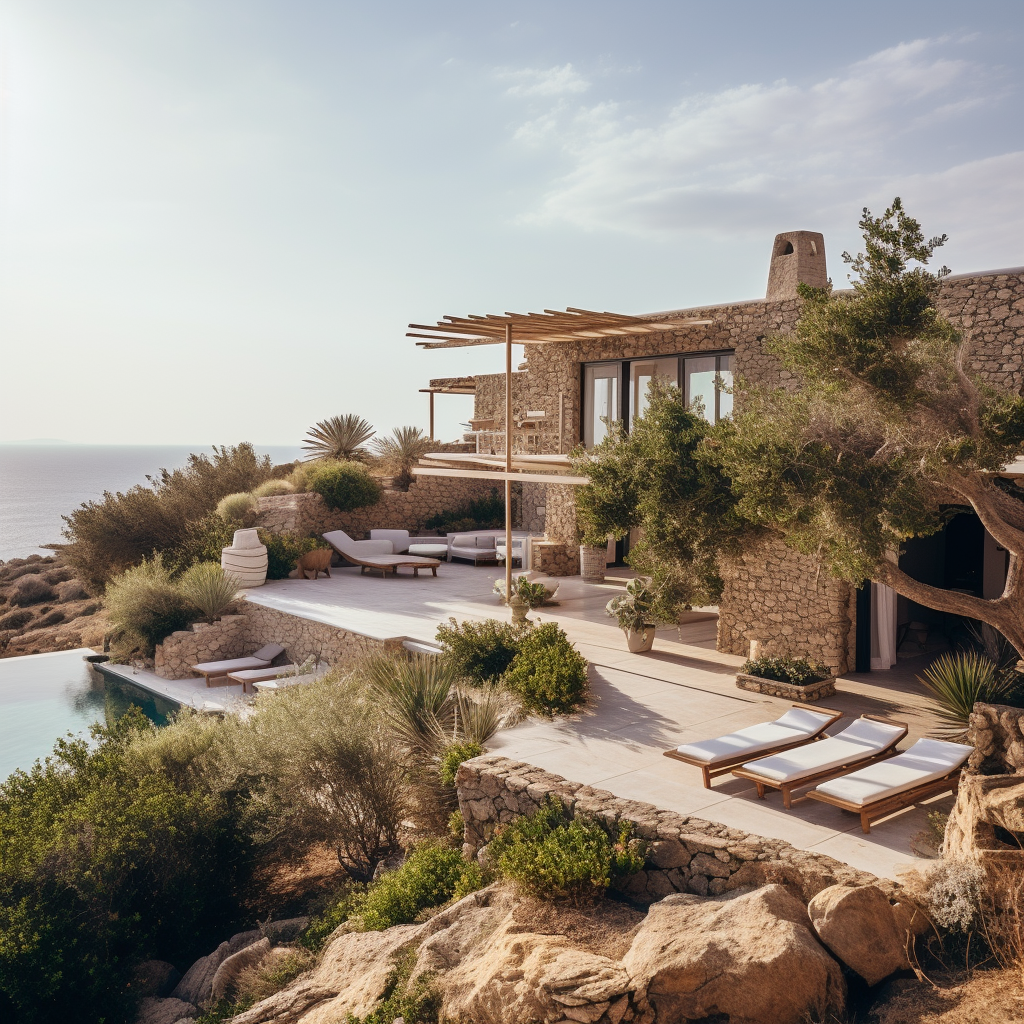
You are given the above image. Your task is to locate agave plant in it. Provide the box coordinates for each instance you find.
[917,650,1019,739]
[177,562,243,623]
[454,681,524,745]
[302,414,375,462]
[372,426,433,487]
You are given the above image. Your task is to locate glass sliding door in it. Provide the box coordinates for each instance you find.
[629,357,679,428]
[583,363,620,447]
[684,353,733,422]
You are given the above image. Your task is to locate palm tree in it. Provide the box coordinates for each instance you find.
[372,426,433,488]
[302,414,375,462]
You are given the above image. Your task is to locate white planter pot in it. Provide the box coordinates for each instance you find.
[221,528,268,588]
[579,544,607,582]
[625,626,655,653]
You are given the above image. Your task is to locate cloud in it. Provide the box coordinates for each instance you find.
[501,63,590,98]
[506,38,1023,259]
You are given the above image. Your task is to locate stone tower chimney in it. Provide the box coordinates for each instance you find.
[765,230,827,301]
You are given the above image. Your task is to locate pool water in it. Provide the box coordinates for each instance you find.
[0,648,178,781]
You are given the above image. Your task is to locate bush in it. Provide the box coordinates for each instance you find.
[351,841,483,931]
[439,741,484,788]
[423,488,504,533]
[305,460,382,512]
[252,479,295,498]
[171,517,318,581]
[104,555,197,656]
[435,617,528,683]
[35,609,65,628]
[262,530,323,580]
[215,491,259,524]
[741,655,829,687]
[0,608,33,631]
[489,796,645,903]
[178,562,241,622]
[503,623,589,717]
[9,575,56,607]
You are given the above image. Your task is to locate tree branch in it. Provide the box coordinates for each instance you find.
[945,474,1024,556]
[874,560,1009,624]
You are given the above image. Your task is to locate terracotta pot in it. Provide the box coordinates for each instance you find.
[625,626,655,653]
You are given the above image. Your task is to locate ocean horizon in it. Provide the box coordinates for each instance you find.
[0,443,303,561]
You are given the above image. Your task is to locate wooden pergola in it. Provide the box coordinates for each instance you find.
[410,306,712,596]
[418,376,476,439]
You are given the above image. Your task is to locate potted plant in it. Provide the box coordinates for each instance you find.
[606,576,660,653]
[493,574,559,608]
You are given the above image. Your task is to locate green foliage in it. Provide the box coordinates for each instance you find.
[306,460,383,512]
[448,809,465,838]
[917,651,1022,738]
[302,414,375,462]
[435,617,528,683]
[372,427,433,488]
[171,516,319,581]
[503,623,589,717]
[342,948,441,1024]
[493,576,556,608]
[489,796,646,903]
[262,530,322,580]
[252,479,295,497]
[61,444,274,587]
[215,491,259,524]
[439,741,484,789]
[105,555,196,656]
[353,841,483,931]
[298,884,365,952]
[177,562,241,623]
[0,710,254,1024]
[605,576,661,633]
[742,655,829,686]
[423,488,505,532]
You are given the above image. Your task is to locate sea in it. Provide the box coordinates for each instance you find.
[0,443,304,562]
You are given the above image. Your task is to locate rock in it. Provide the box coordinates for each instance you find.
[134,960,181,998]
[943,773,1024,862]
[211,937,272,1003]
[262,917,310,944]
[621,885,846,1024]
[171,929,262,1008]
[134,996,198,1024]
[808,884,912,986]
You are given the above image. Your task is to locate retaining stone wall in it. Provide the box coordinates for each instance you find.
[967,700,1024,774]
[154,615,250,679]
[457,755,883,903]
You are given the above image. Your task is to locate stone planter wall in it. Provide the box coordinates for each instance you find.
[154,615,249,679]
[457,755,885,903]
[735,671,837,702]
[967,701,1024,774]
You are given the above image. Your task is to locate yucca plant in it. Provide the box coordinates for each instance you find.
[917,650,1020,739]
[372,426,433,487]
[302,414,375,462]
[177,561,242,623]
[455,680,523,745]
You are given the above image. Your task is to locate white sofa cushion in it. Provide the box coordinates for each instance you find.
[370,530,411,553]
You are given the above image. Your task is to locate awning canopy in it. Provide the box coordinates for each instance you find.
[419,376,477,395]
[412,451,588,486]
[409,307,713,348]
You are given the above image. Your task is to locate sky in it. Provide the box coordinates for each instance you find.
[1,1,1022,446]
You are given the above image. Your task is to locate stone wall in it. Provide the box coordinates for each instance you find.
[457,755,884,903]
[966,700,1024,774]
[154,606,402,679]
[257,474,499,539]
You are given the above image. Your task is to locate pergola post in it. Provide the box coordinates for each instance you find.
[505,323,513,605]
[428,391,435,440]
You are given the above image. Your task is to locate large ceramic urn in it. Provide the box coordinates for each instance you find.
[221,528,268,587]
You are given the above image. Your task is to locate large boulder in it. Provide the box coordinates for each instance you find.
[211,937,272,1003]
[808,884,911,986]
[134,960,181,998]
[171,929,262,1008]
[134,996,197,1024]
[943,773,1024,862]
[621,885,846,1024]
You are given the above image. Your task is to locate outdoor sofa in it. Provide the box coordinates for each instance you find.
[447,532,499,565]
[663,704,844,789]
[322,529,441,578]
[192,643,285,687]
[730,715,909,807]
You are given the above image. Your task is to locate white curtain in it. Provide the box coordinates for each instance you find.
[870,582,897,671]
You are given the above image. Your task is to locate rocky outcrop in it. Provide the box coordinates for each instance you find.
[623,885,846,1024]
[808,884,912,986]
[212,938,272,1004]
[135,996,198,1024]
[172,929,262,1008]
[966,701,1024,774]
[943,772,1024,863]
[134,960,181,998]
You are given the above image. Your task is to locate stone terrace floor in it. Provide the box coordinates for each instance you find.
[246,562,949,880]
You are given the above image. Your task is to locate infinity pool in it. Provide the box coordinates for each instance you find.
[0,648,178,781]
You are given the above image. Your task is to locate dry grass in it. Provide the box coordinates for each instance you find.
[869,969,1023,1023]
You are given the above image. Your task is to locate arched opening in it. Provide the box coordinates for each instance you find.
[780,241,794,255]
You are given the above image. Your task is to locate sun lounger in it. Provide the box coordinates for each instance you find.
[663,704,844,789]
[731,715,909,808]
[322,530,441,578]
[807,737,973,832]
[227,664,297,694]
[192,643,285,687]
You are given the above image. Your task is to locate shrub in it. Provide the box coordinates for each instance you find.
[489,796,645,903]
[503,623,589,717]
[424,488,504,533]
[435,617,528,683]
[35,609,65,628]
[178,562,241,623]
[918,650,1021,738]
[439,741,484,788]
[104,555,196,656]
[920,860,987,933]
[352,841,483,931]
[233,947,314,1007]
[606,576,660,633]
[9,575,56,607]
[252,479,295,498]
[172,517,318,581]
[0,608,33,631]
[741,654,829,687]
[262,530,325,579]
[493,576,557,608]
[305,460,382,512]
[216,491,259,524]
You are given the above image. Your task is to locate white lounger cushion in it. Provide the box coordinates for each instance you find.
[193,656,271,674]
[675,707,835,765]
[323,530,394,557]
[740,718,906,784]
[813,738,973,807]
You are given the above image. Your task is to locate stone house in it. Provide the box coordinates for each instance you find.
[425,232,1024,676]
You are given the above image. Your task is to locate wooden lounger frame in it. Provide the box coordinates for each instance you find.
[730,714,909,808]
[807,768,964,833]
[322,538,441,578]
[662,704,844,789]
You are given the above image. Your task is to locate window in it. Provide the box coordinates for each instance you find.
[629,357,679,428]
[684,353,732,423]
[583,363,620,447]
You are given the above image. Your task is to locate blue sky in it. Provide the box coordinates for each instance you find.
[1,1,1022,445]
